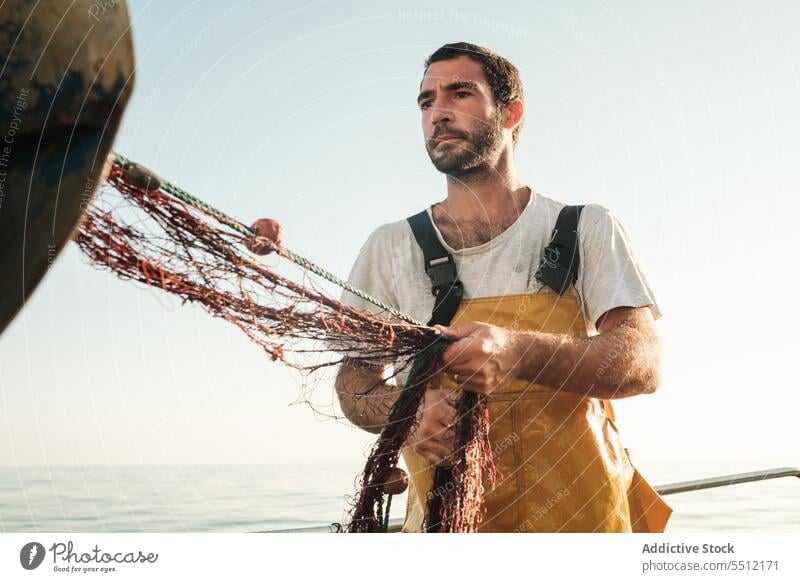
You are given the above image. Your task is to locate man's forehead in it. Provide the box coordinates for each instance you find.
[420,56,489,91]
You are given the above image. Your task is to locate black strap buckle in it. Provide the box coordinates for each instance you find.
[425,255,463,326]
[534,205,584,296]
[534,260,573,295]
[430,279,463,326]
[426,255,458,294]
[406,210,466,326]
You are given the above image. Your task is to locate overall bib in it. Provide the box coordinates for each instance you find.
[401,289,673,532]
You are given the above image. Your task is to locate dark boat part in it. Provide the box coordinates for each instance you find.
[0,0,135,333]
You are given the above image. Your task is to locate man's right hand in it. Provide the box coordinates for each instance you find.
[407,389,457,467]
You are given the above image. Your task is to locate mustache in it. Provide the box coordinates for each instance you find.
[430,127,468,142]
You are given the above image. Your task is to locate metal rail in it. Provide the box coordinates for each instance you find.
[260,467,800,533]
[653,466,800,496]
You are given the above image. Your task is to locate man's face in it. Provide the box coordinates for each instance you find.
[417,56,506,177]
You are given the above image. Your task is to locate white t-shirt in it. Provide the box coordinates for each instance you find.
[341,189,661,337]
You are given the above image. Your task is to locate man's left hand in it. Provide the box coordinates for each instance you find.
[247,218,284,255]
[434,322,524,395]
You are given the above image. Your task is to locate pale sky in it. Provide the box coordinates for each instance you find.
[1,0,798,471]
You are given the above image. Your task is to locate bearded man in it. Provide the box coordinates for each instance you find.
[254,42,672,533]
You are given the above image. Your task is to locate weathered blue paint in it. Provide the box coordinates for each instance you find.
[0,0,135,334]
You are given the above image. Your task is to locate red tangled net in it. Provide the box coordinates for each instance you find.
[76,158,496,532]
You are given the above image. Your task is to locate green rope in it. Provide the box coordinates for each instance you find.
[381,494,394,532]
[111,152,426,328]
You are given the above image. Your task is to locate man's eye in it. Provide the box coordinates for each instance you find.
[455,91,471,98]
[419,101,432,110]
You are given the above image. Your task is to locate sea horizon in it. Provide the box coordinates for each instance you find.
[1,457,797,533]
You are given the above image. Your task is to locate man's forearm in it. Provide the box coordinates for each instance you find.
[335,361,402,434]
[513,316,661,399]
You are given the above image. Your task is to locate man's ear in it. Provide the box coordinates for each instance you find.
[503,99,524,133]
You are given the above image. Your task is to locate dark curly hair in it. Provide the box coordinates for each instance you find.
[423,42,525,146]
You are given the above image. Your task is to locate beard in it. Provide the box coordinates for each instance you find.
[425,109,505,177]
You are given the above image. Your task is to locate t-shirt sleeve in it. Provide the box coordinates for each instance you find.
[338,226,402,368]
[340,225,400,317]
[576,204,662,330]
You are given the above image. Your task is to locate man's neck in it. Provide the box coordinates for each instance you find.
[431,153,531,250]
[438,152,527,221]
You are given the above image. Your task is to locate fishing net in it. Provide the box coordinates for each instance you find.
[76,155,496,532]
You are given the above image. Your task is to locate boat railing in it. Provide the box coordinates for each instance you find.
[260,466,800,533]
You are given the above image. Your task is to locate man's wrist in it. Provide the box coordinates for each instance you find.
[509,330,539,382]
[512,330,569,384]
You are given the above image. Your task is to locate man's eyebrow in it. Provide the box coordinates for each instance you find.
[416,80,482,104]
[447,80,480,92]
[416,89,434,105]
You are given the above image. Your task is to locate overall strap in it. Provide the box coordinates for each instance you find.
[406,210,464,326]
[534,205,585,295]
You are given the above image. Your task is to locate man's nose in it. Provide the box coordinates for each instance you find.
[430,100,453,125]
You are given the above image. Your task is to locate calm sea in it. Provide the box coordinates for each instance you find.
[1,458,797,532]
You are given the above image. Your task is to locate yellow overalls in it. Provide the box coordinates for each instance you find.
[401,289,672,533]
